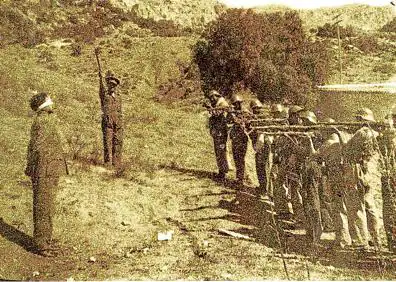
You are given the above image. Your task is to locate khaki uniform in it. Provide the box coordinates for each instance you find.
[249,109,272,194]
[378,128,396,252]
[316,132,353,247]
[209,111,229,176]
[228,110,250,183]
[344,127,382,247]
[26,113,66,251]
[100,80,123,166]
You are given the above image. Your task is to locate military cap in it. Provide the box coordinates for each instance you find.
[105,70,120,85]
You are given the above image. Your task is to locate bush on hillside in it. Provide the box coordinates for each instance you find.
[381,18,396,32]
[316,23,357,39]
[193,9,330,105]
[352,35,381,54]
[0,3,46,47]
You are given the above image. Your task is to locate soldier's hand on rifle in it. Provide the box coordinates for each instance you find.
[94,47,101,56]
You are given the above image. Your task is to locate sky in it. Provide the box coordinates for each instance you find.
[220,0,392,9]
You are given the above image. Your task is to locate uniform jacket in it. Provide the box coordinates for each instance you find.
[26,113,66,180]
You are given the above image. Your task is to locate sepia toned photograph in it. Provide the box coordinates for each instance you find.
[0,0,395,280]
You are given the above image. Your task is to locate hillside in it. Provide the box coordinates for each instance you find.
[110,0,224,29]
[0,1,396,280]
[1,35,395,280]
[255,4,395,31]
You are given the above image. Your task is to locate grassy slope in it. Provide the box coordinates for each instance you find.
[254,4,394,31]
[0,22,395,282]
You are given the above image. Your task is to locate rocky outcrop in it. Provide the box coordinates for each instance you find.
[109,0,223,29]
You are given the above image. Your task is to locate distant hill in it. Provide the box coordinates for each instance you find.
[110,0,224,29]
[255,4,394,31]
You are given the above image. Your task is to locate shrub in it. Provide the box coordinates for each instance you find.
[193,9,330,105]
[316,23,357,39]
[352,35,381,54]
[381,18,396,32]
[0,3,46,47]
[373,62,396,74]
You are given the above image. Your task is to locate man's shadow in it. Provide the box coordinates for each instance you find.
[0,218,36,253]
[159,163,251,191]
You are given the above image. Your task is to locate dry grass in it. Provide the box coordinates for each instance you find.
[0,31,395,280]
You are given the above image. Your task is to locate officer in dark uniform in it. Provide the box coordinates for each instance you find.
[99,70,123,167]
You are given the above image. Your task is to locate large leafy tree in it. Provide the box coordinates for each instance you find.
[193,8,330,105]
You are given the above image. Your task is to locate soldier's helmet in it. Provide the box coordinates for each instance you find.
[299,110,317,124]
[391,105,396,116]
[215,97,229,108]
[30,92,52,112]
[209,90,221,98]
[250,99,263,110]
[288,105,304,115]
[355,107,375,122]
[322,117,335,123]
[105,70,120,85]
[230,94,243,104]
[270,103,284,114]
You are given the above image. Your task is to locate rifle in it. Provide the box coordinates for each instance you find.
[252,121,389,132]
[94,47,105,110]
[94,47,103,76]
[249,118,288,127]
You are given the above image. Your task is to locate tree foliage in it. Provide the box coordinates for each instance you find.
[193,8,330,105]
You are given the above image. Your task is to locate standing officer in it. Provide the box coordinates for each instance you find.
[99,69,123,167]
[25,92,67,257]
[207,90,230,182]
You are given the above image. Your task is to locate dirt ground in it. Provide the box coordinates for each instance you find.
[1,156,395,280]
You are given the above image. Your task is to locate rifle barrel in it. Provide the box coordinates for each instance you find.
[252,122,388,131]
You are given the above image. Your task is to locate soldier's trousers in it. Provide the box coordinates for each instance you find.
[213,134,229,174]
[255,144,269,192]
[231,133,248,182]
[381,175,396,252]
[347,163,381,247]
[272,165,292,216]
[345,185,369,246]
[287,173,305,222]
[330,175,352,247]
[302,161,322,246]
[32,177,57,250]
[102,119,123,167]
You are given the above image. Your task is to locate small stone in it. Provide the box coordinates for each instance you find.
[32,271,40,277]
[142,247,149,254]
[65,179,74,184]
[88,256,96,263]
[121,220,131,226]
[157,230,174,241]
